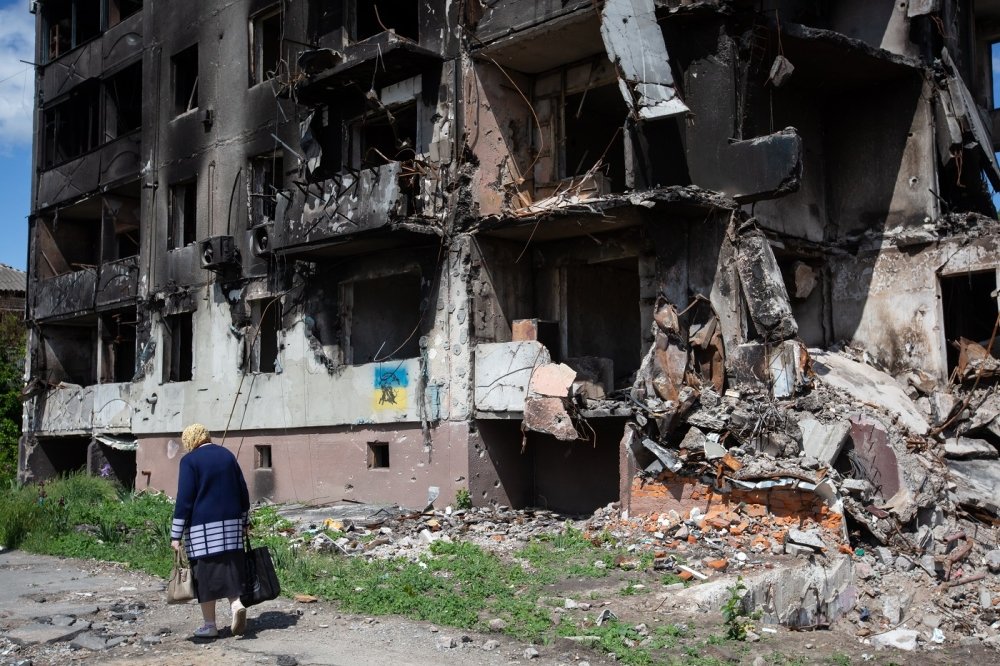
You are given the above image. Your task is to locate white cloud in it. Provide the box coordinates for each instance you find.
[0,3,35,150]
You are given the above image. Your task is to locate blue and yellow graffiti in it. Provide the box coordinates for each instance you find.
[373,365,408,411]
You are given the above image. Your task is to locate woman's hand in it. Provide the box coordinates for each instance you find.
[171,539,181,552]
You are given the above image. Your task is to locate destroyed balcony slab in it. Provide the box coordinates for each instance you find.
[294,34,443,105]
[810,350,929,435]
[798,418,850,467]
[767,22,923,94]
[473,0,596,67]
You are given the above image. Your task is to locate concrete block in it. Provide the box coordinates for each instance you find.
[872,628,918,651]
[473,341,550,412]
[798,418,850,466]
[943,437,997,460]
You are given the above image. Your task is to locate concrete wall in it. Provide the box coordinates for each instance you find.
[832,235,1000,379]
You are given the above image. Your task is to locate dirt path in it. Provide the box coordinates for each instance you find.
[0,550,610,666]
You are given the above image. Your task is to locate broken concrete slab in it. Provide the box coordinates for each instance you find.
[523,396,579,441]
[947,459,1000,517]
[642,437,683,474]
[786,528,827,552]
[599,0,688,120]
[5,622,90,646]
[798,418,850,466]
[810,350,929,435]
[943,437,998,460]
[872,627,919,651]
[669,555,855,629]
[728,340,809,398]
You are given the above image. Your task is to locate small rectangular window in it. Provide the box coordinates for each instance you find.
[367,441,390,469]
[249,153,283,226]
[255,445,272,469]
[172,45,199,116]
[163,312,193,383]
[251,8,283,85]
[167,180,197,250]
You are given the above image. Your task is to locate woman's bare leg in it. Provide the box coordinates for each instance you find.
[200,600,216,625]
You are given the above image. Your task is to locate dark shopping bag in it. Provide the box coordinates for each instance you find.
[240,538,280,607]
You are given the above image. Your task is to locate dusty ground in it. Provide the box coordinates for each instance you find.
[0,549,996,665]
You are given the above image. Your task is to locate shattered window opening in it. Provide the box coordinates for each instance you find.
[43,0,102,62]
[349,101,418,170]
[251,6,284,86]
[40,322,98,386]
[342,272,422,364]
[162,311,193,383]
[101,308,137,383]
[250,298,281,374]
[249,153,284,227]
[171,45,199,116]
[941,271,1000,375]
[353,1,418,43]
[104,61,143,140]
[167,180,197,250]
[42,83,101,169]
[563,257,642,390]
[562,83,627,191]
[367,441,390,469]
[37,436,90,477]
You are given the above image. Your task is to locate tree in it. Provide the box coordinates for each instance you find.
[0,312,25,482]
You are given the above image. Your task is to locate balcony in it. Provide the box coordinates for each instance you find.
[37,132,142,210]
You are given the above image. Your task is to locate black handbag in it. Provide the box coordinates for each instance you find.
[240,537,280,607]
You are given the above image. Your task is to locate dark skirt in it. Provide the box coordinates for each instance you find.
[192,550,246,603]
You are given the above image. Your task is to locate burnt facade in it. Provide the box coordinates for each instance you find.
[20,1,1000,513]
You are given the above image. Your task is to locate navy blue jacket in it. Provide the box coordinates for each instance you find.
[170,443,250,560]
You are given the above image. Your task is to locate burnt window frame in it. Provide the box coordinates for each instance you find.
[100,307,137,383]
[42,0,103,63]
[171,44,200,117]
[167,179,198,251]
[249,298,281,374]
[162,311,193,383]
[250,5,284,86]
[103,60,143,141]
[248,152,284,227]
[531,58,627,196]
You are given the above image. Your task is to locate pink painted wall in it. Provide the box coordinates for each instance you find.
[136,421,471,509]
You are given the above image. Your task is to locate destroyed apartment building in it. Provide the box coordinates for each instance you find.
[19,0,1000,596]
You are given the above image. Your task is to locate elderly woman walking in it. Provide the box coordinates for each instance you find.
[170,424,251,638]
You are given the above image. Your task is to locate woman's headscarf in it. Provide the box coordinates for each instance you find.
[181,423,212,452]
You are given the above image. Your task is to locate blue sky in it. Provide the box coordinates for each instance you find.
[0,0,32,271]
